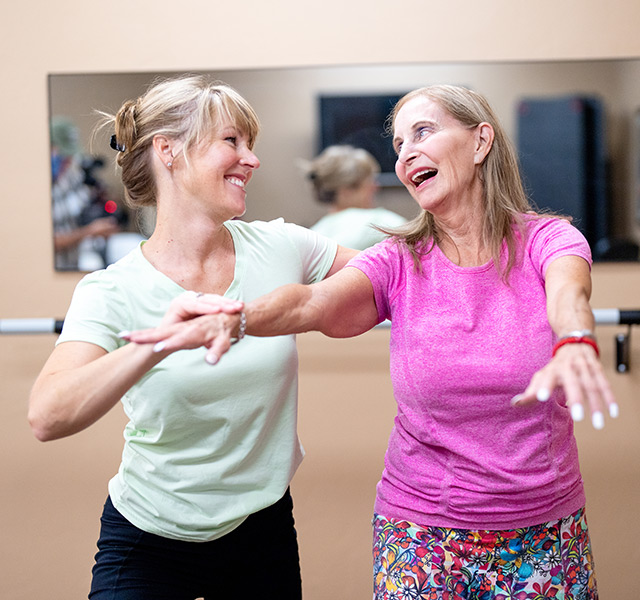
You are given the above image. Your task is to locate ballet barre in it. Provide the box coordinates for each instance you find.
[592,308,640,326]
[2,310,639,372]
[0,318,64,335]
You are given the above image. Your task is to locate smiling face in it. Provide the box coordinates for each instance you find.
[393,96,489,219]
[183,120,260,221]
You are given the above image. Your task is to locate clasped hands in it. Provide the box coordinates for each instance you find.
[120,290,245,365]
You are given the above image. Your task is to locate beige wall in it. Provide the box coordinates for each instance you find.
[2,1,640,599]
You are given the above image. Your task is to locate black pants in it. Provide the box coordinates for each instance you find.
[89,490,302,599]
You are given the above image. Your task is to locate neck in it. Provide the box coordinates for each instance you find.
[437,233,490,267]
[433,201,489,267]
[143,206,232,269]
[142,218,235,294]
[334,187,372,211]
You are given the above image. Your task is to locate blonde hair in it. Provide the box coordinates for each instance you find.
[386,84,532,280]
[98,74,260,208]
[305,145,380,204]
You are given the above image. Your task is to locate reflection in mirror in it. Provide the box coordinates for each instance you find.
[49,59,640,271]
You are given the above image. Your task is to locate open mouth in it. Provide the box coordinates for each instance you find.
[411,169,437,186]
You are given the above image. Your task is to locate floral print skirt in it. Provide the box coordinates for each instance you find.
[372,507,597,599]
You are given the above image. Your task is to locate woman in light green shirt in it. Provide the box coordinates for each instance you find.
[29,75,356,600]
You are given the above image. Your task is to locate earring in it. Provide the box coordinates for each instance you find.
[167,161,173,168]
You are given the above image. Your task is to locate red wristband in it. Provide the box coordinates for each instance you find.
[552,336,600,358]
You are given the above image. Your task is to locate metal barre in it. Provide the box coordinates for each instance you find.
[592,309,640,326]
[0,318,64,334]
[1,310,639,334]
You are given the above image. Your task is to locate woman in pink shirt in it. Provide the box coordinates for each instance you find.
[126,85,615,599]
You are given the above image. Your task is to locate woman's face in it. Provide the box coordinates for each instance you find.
[183,120,260,221]
[392,96,484,217]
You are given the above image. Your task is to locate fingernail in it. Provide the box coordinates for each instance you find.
[153,341,166,353]
[205,353,218,365]
[536,388,550,402]
[592,411,605,430]
[117,330,130,338]
[510,394,524,406]
[609,403,619,419]
[570,403,585,422]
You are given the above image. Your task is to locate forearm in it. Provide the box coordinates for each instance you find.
[545,256,594,337]
[547,282,594,337]
[244,283,327,337]
[513,255,616,422]
[28,342,166,441]
[245,270,379,339]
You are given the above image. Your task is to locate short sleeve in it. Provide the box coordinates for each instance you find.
[56,270,130,352]
[280,221,338,284]
[347,240,404,321]
[527,217,592,277]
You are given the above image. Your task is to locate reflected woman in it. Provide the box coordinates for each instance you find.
[304,145,407,250]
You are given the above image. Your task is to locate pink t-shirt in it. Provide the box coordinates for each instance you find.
[348,216,592,530]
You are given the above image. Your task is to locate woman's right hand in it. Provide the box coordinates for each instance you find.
[28,293,244,441]
[122,289,245,360]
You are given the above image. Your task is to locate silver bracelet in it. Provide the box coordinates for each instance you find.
[230,312,246,345]
[558,329,596,341]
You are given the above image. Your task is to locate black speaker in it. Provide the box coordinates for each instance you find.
[517,96,609,256]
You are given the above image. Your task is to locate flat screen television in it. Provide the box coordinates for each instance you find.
[318,93,406,186]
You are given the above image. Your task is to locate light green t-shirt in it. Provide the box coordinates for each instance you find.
[311,207,407,251]
[57,218,338,541]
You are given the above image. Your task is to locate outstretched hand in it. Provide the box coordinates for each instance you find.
[511,342,618,429]
[120,291,245,365]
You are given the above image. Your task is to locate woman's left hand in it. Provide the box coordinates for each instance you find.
[120,291,245,364]
[158,290,244,327]
[511,342,618,429]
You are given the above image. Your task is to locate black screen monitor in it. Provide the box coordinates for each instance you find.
[318,93,406,186]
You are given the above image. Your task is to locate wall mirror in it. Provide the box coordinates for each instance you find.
[49,59,640,271]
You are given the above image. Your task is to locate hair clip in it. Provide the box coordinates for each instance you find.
[110,134,126,153]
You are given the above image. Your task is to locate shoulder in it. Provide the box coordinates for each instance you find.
[230,217,335,244]
[225,217,310,240]
[225,218,290,252]
[79,244,145,286]
[520,213,591,274]
[225,217,282,236]
[522,212,577,233]
[522,214,587,247]
[348,238,405,270]
[69,245,158,314]
[227,218,336,273]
